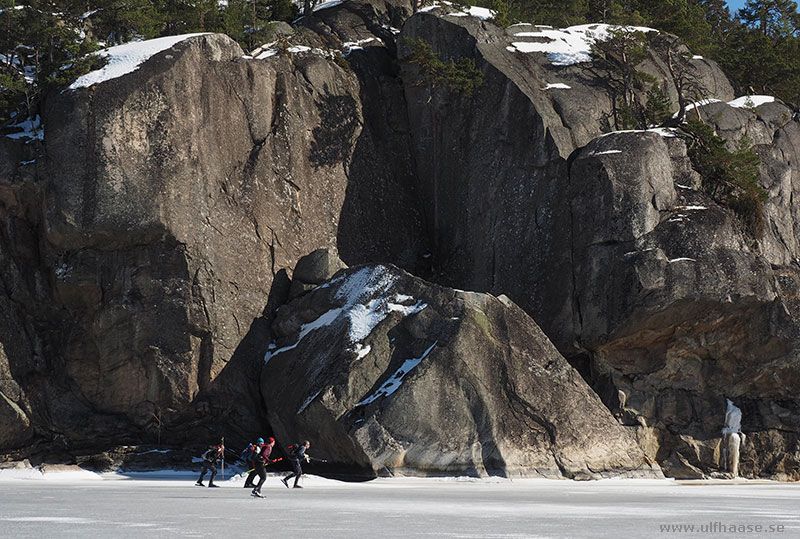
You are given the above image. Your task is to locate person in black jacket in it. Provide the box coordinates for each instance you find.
[196,438,224,487]
[281,440,310,489]
[251,437,276,498]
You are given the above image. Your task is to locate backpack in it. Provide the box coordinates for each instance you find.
[202,446,218,462]
[288,444,303,459]
[241,443,255,461]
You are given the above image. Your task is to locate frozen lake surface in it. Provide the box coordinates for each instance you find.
[1,471,798,538]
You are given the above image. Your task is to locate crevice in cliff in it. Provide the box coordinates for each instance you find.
[566,148,584,350]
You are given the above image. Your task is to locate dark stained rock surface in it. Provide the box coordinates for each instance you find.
[262,263,661,478]
[0,3,798,481]
[0,20,425,456]
[398,11,800,479]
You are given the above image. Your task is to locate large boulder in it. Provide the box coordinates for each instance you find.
[0,19,425,455]
[261,263,662,479]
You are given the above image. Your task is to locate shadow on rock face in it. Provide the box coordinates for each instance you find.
[334,46,429,276]
[310,86,360,169]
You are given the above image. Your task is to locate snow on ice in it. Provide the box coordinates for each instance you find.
[68,33,209,90]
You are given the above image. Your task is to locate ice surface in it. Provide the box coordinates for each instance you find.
[68,33,208,90]
[0,473,798,538]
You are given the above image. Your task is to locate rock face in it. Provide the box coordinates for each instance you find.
[399,10,800,479]
[0,5,425,456]
[262,263,660,478]
[0,0,798,481]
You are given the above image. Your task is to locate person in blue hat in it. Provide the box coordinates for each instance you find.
[242,437,264,488]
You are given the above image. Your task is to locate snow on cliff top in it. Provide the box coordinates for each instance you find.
[68,33,208,90]
[446,5,494,20]
[728,95,776,108]
[418,2,494,20]
[507,24,658,65]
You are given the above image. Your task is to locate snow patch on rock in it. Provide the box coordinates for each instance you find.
[356,341,438,406]
[68,33,208,90]
[728,95,776,108]
[507,24,657,66]
[265,266,427,365]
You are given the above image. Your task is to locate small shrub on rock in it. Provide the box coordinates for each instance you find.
[403,38,483,96]
[683,120,767,237]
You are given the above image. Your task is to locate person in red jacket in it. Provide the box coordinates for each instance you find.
[251,437,276,498]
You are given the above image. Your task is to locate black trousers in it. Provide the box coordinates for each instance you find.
[283,458,302,486]
[244,461,256,486]
[198,461,217,483]
[253,460,267,492]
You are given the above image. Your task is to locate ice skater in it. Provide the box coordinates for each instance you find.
[242,437,263,488]
[196,438,224,487]
[282,440,311,489]
[251,437,277,498]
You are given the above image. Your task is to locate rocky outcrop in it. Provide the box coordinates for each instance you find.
[569,129,800,479]
[0,0,798,481]
[0,14,425,456]
[399,10,800,479]
[262,262,661,478]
